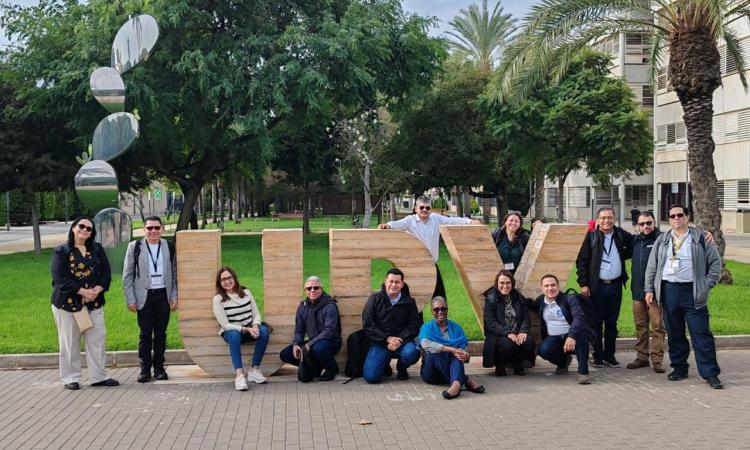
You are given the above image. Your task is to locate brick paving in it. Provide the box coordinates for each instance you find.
[1,350,749,449]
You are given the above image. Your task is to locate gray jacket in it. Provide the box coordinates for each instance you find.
[644,227,721,309]
[122,238,178,310]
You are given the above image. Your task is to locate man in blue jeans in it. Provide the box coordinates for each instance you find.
[279,276,342,382]
[361,268,421,383]
[535,274,596,385]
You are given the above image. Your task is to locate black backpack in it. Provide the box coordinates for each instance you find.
[564,288,596,329]
[343,329,370,382]
[133,238,176,278]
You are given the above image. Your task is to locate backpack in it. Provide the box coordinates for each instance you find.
[564,288,596,329]
[343,329,370,382]
[133,238,176,278]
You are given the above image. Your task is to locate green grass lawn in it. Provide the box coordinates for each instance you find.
[1,234,748,353]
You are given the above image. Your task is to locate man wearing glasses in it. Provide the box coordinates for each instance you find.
[279,276,342,382]
[378,195,480,298]
[123,216,178,383]
[626,211,666,373]
[644,204,723,389]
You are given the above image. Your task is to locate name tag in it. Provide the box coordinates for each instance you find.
[601,260,612,271]
[504,262,515,271]
[150,273,164,286]
[665,259,678,276]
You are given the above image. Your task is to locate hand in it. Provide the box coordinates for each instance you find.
[455,348,470,362]
[78,288,97,302]
[517,333,527,344]
[580,286,590,297]
[128,303,137,312]
[304,342,311,351]
[469,219,482,225]
[292,345,302,360]
[386,336,402,351]
[170,299,178,311]
[249,325,260,339]
[645,292,654,307]
[563,337,576,353]
[703,230,715,244]
[507,333,518,344]
[378,224,391,229]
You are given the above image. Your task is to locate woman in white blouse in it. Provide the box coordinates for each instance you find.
[213,266,269,390]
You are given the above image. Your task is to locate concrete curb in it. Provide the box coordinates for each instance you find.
[3,336,750,370]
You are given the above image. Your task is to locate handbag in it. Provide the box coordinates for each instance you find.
[73,308,94,333]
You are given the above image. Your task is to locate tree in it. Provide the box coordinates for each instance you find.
[446,0,516,72]
[488,0,745,278]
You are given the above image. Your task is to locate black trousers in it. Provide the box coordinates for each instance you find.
[495,335,536,367]
[137,288,170,373]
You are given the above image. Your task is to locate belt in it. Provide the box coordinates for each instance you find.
[599,279,618,284]
[664,281,692,286]
[148,287,167,292]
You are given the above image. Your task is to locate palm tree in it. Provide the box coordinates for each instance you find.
[488,0,749,281]
[446,0,516,72]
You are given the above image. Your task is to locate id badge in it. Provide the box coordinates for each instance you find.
[600,260,612,271]
[504,262,515,271]
[150,273,164,286]
[666,260,678,276]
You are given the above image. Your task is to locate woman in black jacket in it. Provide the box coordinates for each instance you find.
[50,217,118,390]
[482,270,535,375]
[491,211,531,274]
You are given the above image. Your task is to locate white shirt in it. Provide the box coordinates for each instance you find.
[598,232,622,281]
[543,298,570,337]
[146,241,165,289]
[386,213,472,263]
[662,231,693,283]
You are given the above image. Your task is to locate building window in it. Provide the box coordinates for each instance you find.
[547,188,559,207]
[739,179,750,205]
[569,187,590,207]
[642,85,654,106]
[625,185,654,207]
[666,123,676,144]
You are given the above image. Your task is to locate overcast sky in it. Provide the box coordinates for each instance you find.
[1,0,539,49]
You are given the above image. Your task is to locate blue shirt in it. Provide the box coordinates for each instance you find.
[598,232,622,281]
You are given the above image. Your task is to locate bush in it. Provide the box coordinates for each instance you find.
[431,197,448,210]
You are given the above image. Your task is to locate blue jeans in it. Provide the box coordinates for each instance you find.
[279,338,342,381]
[662,281,720,378]
[538,334,589,375]
[420,352,467,386]
[363,341,420,384]
[222,324,269,369]
[591,281,622,360]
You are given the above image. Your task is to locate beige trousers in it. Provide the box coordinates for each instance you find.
[52,305,108,384]
[632,300,666,364]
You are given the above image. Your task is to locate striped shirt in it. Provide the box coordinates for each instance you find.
[212,289,262,335]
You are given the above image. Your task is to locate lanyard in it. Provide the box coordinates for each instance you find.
[671,233,688,259]
[602,234,614,257]
[145,241,161,272]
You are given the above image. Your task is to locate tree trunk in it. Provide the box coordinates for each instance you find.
[481,197,491,225]
[456,188,464,217]
[362,163,372,228]
[26,190,41,256]
[389,194,397,221]
[177,183,202,231]
[556,174,567,223]
[211,181,218,223]
[302,181,311,234]
[669,27,730,282]
[534,171,545,221]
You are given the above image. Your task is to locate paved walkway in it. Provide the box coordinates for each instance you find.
[1,350,749,449]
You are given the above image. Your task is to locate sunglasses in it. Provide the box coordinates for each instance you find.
[418,205,431,211]
[305,286,321,291]
[76,223,93,232]
[145,225,162,231]
[220,276,234,283]
[432,307,448,312]
[668,213,685,219]
[638,221,654,226]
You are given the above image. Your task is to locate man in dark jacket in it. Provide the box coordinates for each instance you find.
[279,276,342,382]
[535,274,596,384]
[576,207,633,368]
[626,211,666,373]
[361,268,421,383]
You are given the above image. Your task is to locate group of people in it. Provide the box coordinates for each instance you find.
[50,197,724,394]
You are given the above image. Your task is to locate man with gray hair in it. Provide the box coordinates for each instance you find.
[379,195,480,298]
[279,276,342,382]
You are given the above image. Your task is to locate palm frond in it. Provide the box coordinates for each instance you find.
[724,28,748,88]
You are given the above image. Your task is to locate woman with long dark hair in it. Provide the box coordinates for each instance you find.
[212,266,269,391]
[50,217,118,390]
[482,270,535,376]
[491,211,532,274]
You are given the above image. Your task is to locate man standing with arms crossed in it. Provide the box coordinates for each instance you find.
[644,204,723,389]
[379,195,480,298]
[123,216,178,382]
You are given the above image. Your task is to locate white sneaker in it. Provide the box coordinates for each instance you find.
[247,367,266,384]
[234,375,248,391]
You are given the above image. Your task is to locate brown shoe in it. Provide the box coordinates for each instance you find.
[626,359,650,369]
[652,363,666,373]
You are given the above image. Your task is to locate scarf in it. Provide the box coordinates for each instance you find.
[418,319,468,349]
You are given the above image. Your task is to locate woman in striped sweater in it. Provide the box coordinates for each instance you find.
[212,266,269,391]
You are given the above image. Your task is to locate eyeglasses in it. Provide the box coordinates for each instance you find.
[638,221,654,226]
[305,286,321,291]
[668,213,685,219]
[432,307,448,312]
[507,210,521,216]
[220,276,234,283]
[76,223,93,232]
[418,205,431,211]
[145,225,162,231]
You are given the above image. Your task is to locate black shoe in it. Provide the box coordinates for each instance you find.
[64,382,80,390]
[494,366,507,376]
[602,356,621,368]
[137,373,152,383]
[555,366,568,375]
[667,370,688,381]
[513,363,525,376]
[442,389,460,400]
[91,378,119,387]
[396,369,409,381]
[383,364,393,377]
[706,376,724,389]
[592,359,605,368]
[319,370,336,382]
[153,371,169,381]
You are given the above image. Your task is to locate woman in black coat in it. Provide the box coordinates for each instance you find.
[50,217,118,390]
[482,270,535,375]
